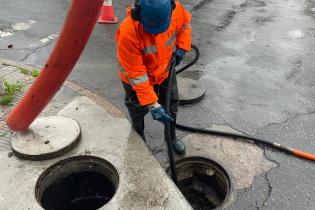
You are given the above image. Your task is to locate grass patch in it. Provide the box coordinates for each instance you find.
[19,67,29,75]
[19,67,40,78]
[0,80,23,106]
[31,69,40,77]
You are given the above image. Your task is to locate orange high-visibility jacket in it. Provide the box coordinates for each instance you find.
[116,1,192,106]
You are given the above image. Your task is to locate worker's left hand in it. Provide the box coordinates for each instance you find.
[175,48,186,66]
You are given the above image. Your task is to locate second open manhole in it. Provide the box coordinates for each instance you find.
[168,157,231,210]
[35,156,119,210]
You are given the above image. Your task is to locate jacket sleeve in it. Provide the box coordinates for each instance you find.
[175,2,192,52]
[116,24,158,106]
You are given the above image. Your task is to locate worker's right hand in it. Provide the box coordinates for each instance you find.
[149,103,174,123]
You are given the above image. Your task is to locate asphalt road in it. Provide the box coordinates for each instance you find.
[1,0,315,209]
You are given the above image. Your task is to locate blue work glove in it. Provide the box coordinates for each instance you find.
[150,103,174,123]
[175,48,186,66]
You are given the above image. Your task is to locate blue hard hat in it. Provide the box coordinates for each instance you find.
[139,0,172,34]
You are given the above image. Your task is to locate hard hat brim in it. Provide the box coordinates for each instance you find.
[142,18,171,35]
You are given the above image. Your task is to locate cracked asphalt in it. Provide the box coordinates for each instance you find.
[1,0,315,209]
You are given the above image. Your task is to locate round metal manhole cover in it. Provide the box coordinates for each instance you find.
[35,156,119,210]
[168,157,231,210]
[177,77,206,105]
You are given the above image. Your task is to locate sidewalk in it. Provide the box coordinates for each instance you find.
[0,59,192,210]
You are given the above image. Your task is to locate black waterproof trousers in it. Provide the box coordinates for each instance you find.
[122,75,179,141]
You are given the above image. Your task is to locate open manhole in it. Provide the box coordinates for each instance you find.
[168,157,231,210]
[35,156,119,210]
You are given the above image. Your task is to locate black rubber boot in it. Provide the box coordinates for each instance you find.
[170,121,186,155]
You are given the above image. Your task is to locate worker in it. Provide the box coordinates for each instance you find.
[116,0,192,155]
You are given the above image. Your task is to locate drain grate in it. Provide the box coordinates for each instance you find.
[35,156,119,210]
[168,157,231,210]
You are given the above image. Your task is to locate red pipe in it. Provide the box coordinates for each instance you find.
[6,0,104,132]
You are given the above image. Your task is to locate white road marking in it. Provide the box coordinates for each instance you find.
[288,30,304,38]
[0,30,13,38]
[29,43,38,47]
[0,20,36,39]
[40,33,58,43]
[12,20,36,31]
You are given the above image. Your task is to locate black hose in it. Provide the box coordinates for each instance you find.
[165,56,178,184]
[166,45,315,164]
[175,123,275,148]
[176,45,200,75]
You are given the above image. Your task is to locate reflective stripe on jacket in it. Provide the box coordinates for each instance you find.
[116,1,192,106]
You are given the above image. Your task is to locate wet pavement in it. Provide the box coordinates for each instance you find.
[1,0,315,209]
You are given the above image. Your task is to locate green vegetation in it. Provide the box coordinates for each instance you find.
[19,67,40,78]
[0,80,23,105]
[0,66,38,106]
[31,69,40,77]
[19,67,29,75]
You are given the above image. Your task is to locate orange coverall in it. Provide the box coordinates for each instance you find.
[116,1,192,106]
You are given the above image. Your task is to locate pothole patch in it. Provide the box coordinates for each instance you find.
[182,125,277,190]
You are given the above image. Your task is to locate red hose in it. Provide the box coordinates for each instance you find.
[6,0,103,132]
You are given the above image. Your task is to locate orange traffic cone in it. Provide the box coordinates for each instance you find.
[98,0,118,24]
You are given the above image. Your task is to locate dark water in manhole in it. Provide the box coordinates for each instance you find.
[178,171,228,210]
[36,156,119,210]
[168,157,231,210]
[41,171,115,210]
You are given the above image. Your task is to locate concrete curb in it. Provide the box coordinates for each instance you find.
[0,58,193,209]
[0,58,38,73]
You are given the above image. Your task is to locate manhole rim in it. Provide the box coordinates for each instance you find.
[167,156,233,210]
[35,155,120,209]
